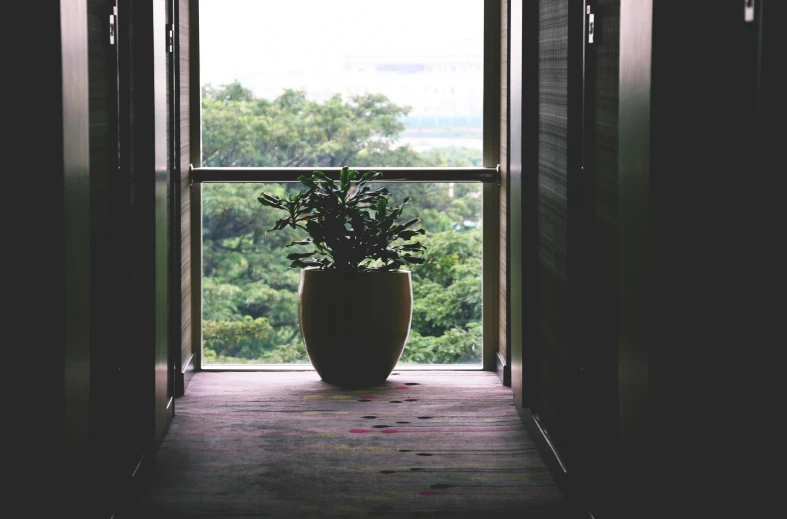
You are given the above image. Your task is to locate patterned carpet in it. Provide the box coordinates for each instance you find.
[126,371,575,518]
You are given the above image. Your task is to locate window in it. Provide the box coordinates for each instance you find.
[192,0,499,370]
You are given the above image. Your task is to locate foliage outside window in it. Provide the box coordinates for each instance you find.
[201,83,483,365]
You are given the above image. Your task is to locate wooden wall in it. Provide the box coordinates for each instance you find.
[533,0,575,466]
[176,0,194,394]
[495,0,511,384]
[516,1,625,515]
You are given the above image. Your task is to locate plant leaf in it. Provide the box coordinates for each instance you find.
[287,239,314,247]
[286,252,317,260]
[298,175,316,188]
[340,166,349,191]
[376,198,387,221]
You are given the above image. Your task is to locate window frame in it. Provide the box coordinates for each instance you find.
[189,0,502,372]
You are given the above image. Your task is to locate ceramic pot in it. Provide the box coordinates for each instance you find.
[298,268,412,387]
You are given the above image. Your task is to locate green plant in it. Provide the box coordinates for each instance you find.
[257,166,426,272]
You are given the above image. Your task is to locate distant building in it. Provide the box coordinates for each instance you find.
[339,53,483,137]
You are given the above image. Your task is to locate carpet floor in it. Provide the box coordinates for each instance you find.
[124,371,576,518]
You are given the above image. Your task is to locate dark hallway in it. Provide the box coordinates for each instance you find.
[24,1,779,518]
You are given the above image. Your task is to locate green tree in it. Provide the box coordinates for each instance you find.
[202,82,425,168]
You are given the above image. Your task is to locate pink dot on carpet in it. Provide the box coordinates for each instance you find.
[380,429,400,434]
[349,429,372,433]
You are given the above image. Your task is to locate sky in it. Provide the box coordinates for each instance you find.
[199,0,484,100]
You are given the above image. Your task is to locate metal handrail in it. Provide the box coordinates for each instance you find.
[191,165,500,184]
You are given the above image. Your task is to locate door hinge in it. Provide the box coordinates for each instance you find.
[744,0,755,23]
[586,5,595,44]
[109,6,117,45]
[167,23,174,53]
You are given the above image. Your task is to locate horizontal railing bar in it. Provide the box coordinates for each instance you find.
[191,166,500,184]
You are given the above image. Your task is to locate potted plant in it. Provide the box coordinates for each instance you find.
[257,167,426,387]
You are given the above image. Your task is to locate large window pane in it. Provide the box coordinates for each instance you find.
[199,0,484,167]
[201,182,483,366]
